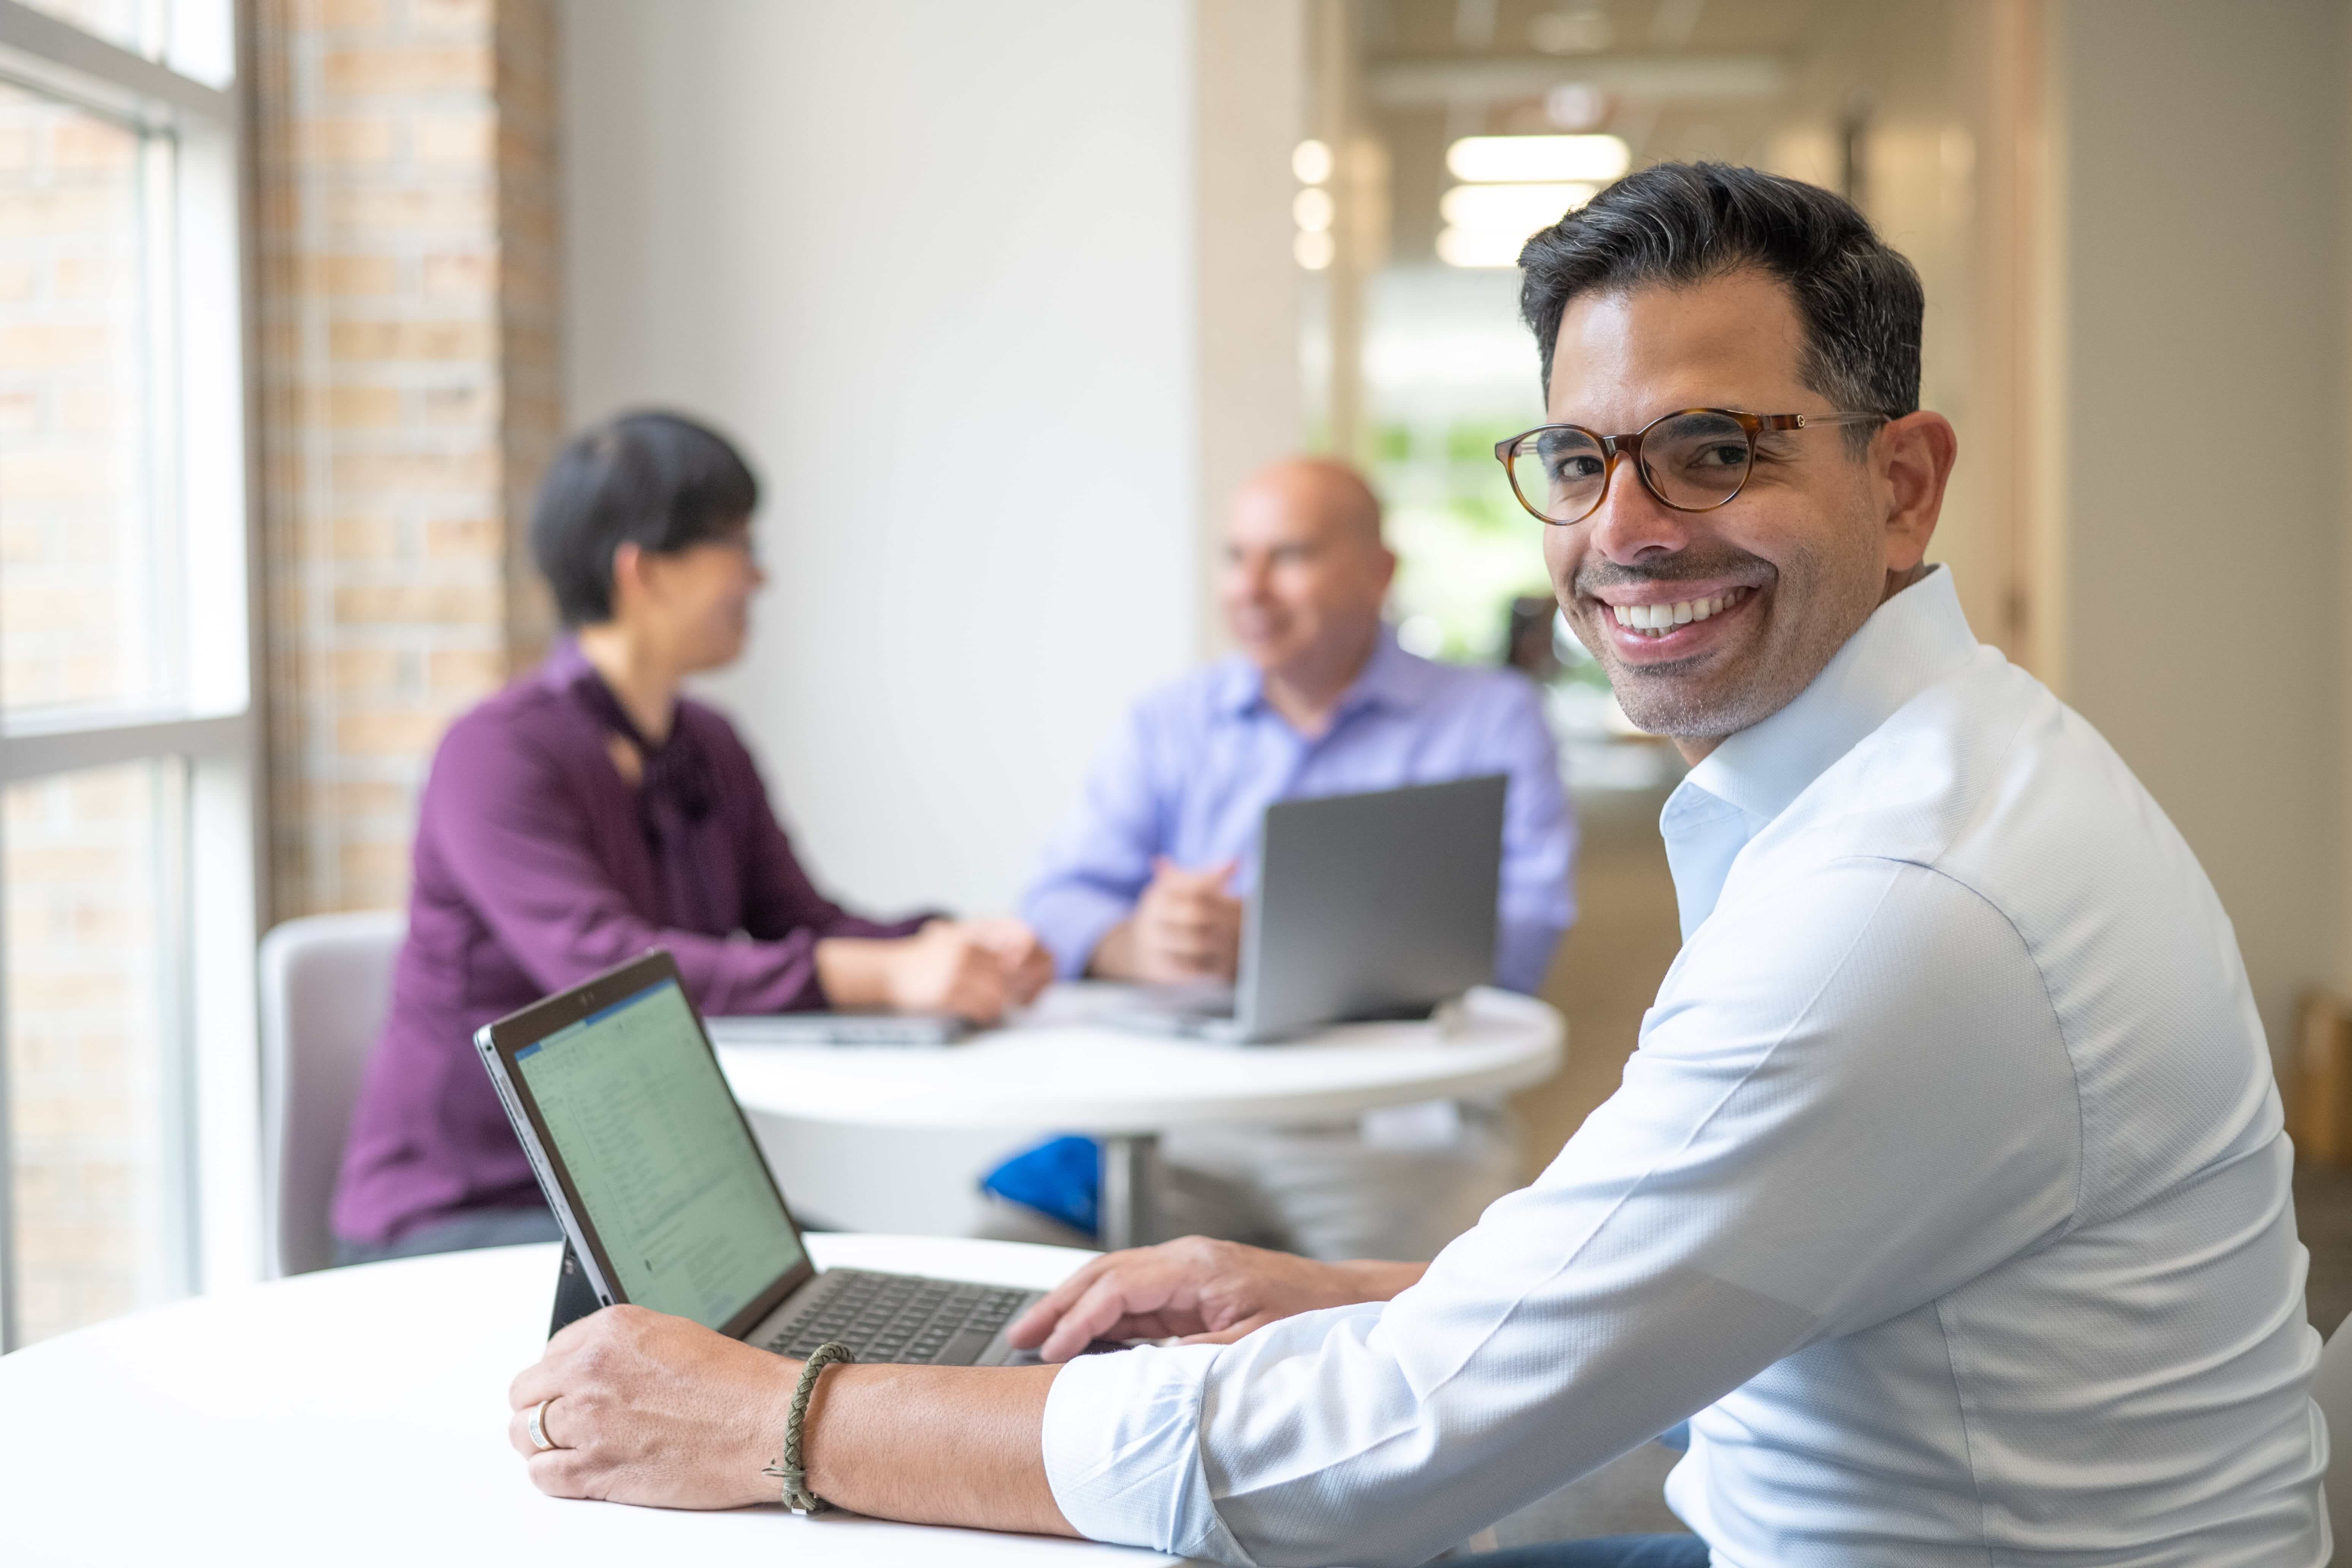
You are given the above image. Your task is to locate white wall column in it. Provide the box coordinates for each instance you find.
[563,0,1206,918]
[2050,0,2346,1053]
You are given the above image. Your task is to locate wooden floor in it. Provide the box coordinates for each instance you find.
[2298,1162,2352,1336]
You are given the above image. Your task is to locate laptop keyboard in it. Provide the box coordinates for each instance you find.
[762,1269,1034,1366]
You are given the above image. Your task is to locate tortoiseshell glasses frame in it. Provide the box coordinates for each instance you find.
[1493,408,1888,526]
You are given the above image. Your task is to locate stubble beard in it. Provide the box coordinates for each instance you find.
[1573,532,1875,745]
[1607,645,1798,740]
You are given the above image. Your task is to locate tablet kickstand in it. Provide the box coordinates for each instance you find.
[550,1240,603,1339]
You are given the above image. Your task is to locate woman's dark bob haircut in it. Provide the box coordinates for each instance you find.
[530,410,760,627]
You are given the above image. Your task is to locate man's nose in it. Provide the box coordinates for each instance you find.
[1582,454,1701,565]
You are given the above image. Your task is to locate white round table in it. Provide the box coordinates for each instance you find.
[714,985,1563,1249]
[0,1236,1181,1568]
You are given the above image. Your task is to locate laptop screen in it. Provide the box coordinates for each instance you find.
[513,975,805,1329]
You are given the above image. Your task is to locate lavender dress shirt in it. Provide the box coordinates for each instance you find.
[1021,630,1576,994]
[332,642,925,1245]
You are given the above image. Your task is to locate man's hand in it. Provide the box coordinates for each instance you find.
[510,1305,1076,1535]
[508,1305,795,1508]
[1090,858,1244,983]
[1004,1235,1425,1363]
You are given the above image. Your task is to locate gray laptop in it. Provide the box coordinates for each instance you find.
[476,951,1042,1365]
[1118,774,1506,1043]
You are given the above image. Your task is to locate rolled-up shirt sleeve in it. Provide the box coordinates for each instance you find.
[1021,703,1171,978]
[1042,857,2080,1565]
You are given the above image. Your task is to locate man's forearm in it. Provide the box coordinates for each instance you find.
[1337,1260,1427,1299]
[803,1362,1075,1535]
[1085,918,1142,981]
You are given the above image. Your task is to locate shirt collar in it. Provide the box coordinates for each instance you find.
[541,636,593,691]
[539,636,664,750]
[1660,566,1981,936]
[1216,625,1434,722]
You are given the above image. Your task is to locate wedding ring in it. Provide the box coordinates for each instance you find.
[528,1398,558,1452]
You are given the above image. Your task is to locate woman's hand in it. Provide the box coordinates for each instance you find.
[961,917,1056,1008]
[874,920,1027,1023]
[1004,1236,1426,1363]
[814,919,1054,1023]
[508,1305,797,1509]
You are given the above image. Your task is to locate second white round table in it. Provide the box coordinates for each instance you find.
[714,984,1563,1249]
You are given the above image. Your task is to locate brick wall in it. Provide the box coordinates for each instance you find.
[252,0,560,920]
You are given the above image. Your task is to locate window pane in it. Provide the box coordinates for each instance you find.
[4,758,188,1345]
[11,0,166,61]
[0,80,178,717]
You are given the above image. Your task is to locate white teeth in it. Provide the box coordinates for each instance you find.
[1608,588,1745,635]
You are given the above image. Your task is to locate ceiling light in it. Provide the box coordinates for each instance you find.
[1292,138,1333,185]
[1528,6,1612,55]
[1439,182,1596,234]
[1295,229,1335,270]
[1436,227,1529,269]
[1545,83,1605,131]
[1293,187,1335,232]
[1446,133,1630,184]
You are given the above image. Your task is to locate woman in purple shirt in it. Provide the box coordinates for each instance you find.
[332,412,1051,1263]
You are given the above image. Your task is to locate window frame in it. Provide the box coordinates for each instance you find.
[0,0,260,1352]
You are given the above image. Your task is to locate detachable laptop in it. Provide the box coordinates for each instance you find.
[1116,773,1507,1043]
[476,951,1041,1364]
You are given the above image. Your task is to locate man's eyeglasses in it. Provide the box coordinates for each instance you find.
[1492,408,1887,526]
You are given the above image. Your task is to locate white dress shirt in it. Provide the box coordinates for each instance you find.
[1039,569,2326,1566]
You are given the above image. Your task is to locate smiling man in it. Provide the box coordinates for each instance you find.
[503,166,2325,1565]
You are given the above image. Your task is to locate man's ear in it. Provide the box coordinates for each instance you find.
[1876,411,1958,574]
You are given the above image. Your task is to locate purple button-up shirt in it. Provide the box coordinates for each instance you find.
[333,643,925,1245]
[1021,631,1576,995]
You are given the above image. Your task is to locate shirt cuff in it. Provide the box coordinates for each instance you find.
[1042,1342,1252,1564]
[1492,917,1568,995]
[1024,888,1137,980]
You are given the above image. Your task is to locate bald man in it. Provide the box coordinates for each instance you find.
[1013,458,1576,1260]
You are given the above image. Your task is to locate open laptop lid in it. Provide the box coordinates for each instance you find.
[475,950,815,1340]
[1237,773,1506,1040]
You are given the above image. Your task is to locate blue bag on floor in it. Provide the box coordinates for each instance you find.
[981,1135,1099,1238]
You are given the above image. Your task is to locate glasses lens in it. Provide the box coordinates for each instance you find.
[1639,411,1754,510]
[1512,428,1607,523]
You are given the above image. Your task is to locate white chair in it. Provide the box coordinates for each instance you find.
[257,910,406,1278]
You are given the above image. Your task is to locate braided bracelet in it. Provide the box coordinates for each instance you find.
[764,1341,857,1514]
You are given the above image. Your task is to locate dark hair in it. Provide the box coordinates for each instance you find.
[530,410,760,626]
[1517,162,1922,451]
